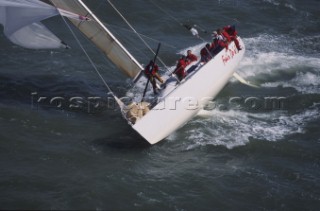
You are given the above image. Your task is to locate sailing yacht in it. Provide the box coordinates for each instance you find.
[0,0,246,144]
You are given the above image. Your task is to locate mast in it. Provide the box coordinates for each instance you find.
[50,0,143,79]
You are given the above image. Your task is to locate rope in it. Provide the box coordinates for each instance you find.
[106,0,171,73]
[149,0,207,42]
[150,0,181,25]
[105,23,176,49]
[106,24,175,64]
[150,0,242,37]
[92,0,105,14]
[58,12,122,107]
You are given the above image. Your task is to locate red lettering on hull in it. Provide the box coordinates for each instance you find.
[222,45,239,65]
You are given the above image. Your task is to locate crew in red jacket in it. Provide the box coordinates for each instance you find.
[224,25,237,37]
[173,56,187,81]
[210,31,229,55]
[200,43,212,63]
[222,25,241,51]
[144,60,164,94]
[186,50,198,65]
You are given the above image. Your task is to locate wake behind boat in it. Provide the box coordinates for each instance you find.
[0,0,246,145]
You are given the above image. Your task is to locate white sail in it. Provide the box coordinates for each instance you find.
[0,0,65,49]
[50,0,143,79]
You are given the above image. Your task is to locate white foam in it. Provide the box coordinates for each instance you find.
[234,35,320,92]
[261,0,297,11]
[241,35,318,68]
[182,106,319,150]
[263,72,320,94]
[262,0,280,6]
[238,51,320,76]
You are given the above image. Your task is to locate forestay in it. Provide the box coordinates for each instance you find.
[50,0,143,79]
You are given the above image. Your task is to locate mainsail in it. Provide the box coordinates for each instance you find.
[50,0,143,79]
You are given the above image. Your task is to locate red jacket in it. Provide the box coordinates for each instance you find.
[222,30,231,42]
[223,25,237,37]
[200,45,212,62]
[211,39,228,55]
[210,40,218,50]
[144,62,159,75]
[174,58,187,77]
[186,53,198,65]
[218,40,228,49]
[200,47,210,57]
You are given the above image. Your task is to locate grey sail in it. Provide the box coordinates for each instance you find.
[0,0,65,49]
[50,0,143,79]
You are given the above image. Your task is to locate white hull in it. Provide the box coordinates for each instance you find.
[133,38,245,144]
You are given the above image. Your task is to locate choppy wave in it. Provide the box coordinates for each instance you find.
[261,0,297,11]
[263,72,320,94]
[170,103,320,150]
[238,35,320,92]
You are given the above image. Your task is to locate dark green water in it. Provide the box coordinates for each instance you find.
[0,0,319,210]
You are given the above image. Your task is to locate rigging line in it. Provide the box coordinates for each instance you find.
[91,0,105,14]
[58,13,118,102]
[111,30,150,61]
[106,0,170,72]
[105,23,176,49]
[149,0,207,41]
[77,0,105,20]
[149,0,181,26]
[150,0,207,34]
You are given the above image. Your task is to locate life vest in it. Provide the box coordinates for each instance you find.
[222,30,231,42]
[186,54,197,64]
[175,59,186,74]
[144,63,158,75]
[200,47,209,56]
[223,25,237,36]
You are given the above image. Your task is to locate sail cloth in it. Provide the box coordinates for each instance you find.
[0,0,91,49]
[0,0,65,48]
[50,0,143,79]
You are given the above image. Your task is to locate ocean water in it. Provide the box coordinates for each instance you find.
[1,0,320,210]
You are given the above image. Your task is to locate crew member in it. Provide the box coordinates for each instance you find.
[183,24,199,38]
[186,50,198,65]
[200,43,212,63]
[210,31,229,55]
[222,25,242,51]
[173,56,187,81]
[144,60,164,94]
